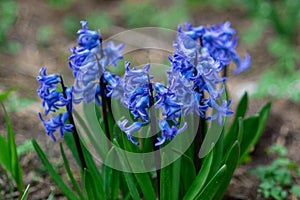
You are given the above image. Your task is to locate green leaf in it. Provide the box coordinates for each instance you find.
[0,134,10,170]
[123,172,140,200]
[213,141,240,199]
[32,139,79,200]
[196,165,227,200]
[160,153,173,200]
[20,184,30,200]
[111,169,120,200]
[172,159,181,200]
[224,92,248,152]
[64,132,105,198]
[239,102,271,163]
[183,148,214,200]
[239,116,259,162]
[135,172,156,200]
[112,139,140,200]
[74,106,108,159]
[2,103,23,192]
[60,143,85,200]
[179,151,196,196]
[255,102,272,145]
[291,185,300,198]
[0,89,13,102]
[83,168,100,200]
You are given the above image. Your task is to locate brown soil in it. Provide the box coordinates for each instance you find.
[0,0,299,199]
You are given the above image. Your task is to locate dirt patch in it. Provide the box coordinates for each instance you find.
[0,0,299,199]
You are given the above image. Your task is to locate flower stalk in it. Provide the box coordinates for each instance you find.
[148,74,161,198]
[60,76,87,170]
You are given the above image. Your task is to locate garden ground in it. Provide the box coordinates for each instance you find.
[0,0,299,199]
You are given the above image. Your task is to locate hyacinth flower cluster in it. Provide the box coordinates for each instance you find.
[37,68,73,141]
[69,21,124,105]
[37,21,250,147]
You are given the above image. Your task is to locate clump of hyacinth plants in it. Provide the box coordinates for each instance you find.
[33,21,271,200]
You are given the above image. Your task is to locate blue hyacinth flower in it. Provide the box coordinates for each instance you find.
[69,21,124,105]
[117,119,143,145]
[155,120,187,146]
[38,112,73,141]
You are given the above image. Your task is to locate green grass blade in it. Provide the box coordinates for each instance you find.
[2,103,23,192]
[0,134,10,170]
[160,153,172,200]
[123,172,140,200]
[83,168,101,200]
[172,159,181,200]
[239,116,259,162]
[20,184,30,200]
[254,103,272,146]
[0,89,13,102]
[239,102,271,164]
[64,132,105,198]
[171,147,196,196]
[134,172,156,200]
[213,141,240,199]
[183,148,214,200]
[112,139,140,200]
[224,92,248,154]
[82,103,108,158]
[196,164,227,200]
[60,143,85,200]
[32,139,79,200]
[73,109,106,159]
[179,151,196,195]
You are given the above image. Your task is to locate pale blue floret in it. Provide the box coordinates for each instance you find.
[178,21,251,75]
[155,120,187,146]
[37,67,72,115]
[37,67,74,141]
[207,100,234,125]
[38,112,73,141]
[154,82,182,123]
[117,119,143,145]
[69,21,124,105]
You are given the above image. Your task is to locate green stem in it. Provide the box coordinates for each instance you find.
[60,76,87,170]
[147,75,161,199]
[100,75,111,147]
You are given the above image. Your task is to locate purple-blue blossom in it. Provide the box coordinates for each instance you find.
[117,119,142,145]
[154,82,182,124]
[155,120,187,146]
[77,21,101,50]
[38,112,73,141]
[69,21,124,105]
[178,21,251,74]
[37,67,74,140]
[207,100,234,125]
[37,67,72,115]
[37,67,60,99]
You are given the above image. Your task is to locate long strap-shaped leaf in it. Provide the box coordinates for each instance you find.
[195,164,227,200]
[0,134,10,171]
[183,148,214,200]
[212,141,240,200]
[112,139,140,200]
[32,139,79,200]
[60,143,85,200]
[2,103,24,192]
[64,132,105,199]
[20,184,30,200]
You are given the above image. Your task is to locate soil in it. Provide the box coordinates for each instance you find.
[0,0,299,199]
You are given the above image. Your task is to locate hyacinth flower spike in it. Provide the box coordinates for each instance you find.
[68,21,125,144]
[178,21,251,76]
[37,67,87,169]
[69,21,124,105]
